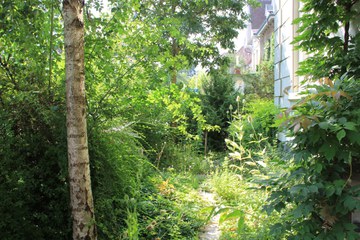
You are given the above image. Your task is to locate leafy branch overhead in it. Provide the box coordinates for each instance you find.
[112,0,255,72]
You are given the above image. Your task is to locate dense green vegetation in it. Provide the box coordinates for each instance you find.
[1,0,360,239]
[264,0,360,239]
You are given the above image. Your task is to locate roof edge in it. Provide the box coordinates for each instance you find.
[255,14,275,36]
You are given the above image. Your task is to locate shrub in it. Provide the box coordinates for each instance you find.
[228,98,279,147]
[225,98,279,177]
[210,168,243,202]
[88,123,147,239]
[201,72,238,151]
[0,93,71,240]
[265,76,360,239]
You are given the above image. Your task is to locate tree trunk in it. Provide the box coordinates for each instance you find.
[63,1,96,239]
[204,130,208,157]
[171,38,179,84]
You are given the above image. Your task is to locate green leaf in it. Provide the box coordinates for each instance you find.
[244,161,257,166]
[256,161,267,167]
[219,213,228,224]
[219,209,244,224]
[215,207,231,216]
[225,210,243,220]
[344,122,356,131]
[274,202,286,212]
[325,185,335,197]
[237,213,245,234]
[348,131,360,145]
[308,185,318,193]
[335,230,344,240]
[314,163,323,173]
[202,206,216,222]
[292,207,304,218]
[338,117,347,124]
[225,139,240,150]
[334,179,346,195]
[319,143,336,160]
[343,196,356,210]
[336,129,346,142]
[319,122,329,129]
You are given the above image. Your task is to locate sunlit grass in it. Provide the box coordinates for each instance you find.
[205,166,283,239]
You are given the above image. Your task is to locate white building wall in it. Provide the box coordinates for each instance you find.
[251,37,260,71]
[273,0,300,109]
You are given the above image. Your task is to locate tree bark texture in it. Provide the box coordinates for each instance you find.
[63,1,96,239]
[171,38,179,84]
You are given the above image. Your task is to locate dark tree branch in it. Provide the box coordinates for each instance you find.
[342,0,358,52]
[0,55,18,90]
[344,20,350,52]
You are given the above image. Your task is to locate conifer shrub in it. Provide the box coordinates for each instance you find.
[201,72,238,151]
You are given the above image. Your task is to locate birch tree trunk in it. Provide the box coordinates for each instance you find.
[63,1,96,239]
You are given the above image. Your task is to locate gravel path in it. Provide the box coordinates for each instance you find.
[198,191,221,240]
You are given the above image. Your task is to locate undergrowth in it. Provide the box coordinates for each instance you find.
[205,160,284,240]
[125,170,208,239]
[203,98,284,239]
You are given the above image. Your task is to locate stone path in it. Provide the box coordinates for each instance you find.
[198,191,221,240]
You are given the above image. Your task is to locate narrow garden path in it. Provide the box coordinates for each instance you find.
[198,191,221,240]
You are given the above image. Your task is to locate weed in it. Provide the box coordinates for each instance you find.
[137,173,206,239]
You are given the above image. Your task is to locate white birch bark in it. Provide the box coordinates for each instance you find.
[63,1,96,239]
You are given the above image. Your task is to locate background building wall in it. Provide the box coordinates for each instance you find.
[273,0,300,109]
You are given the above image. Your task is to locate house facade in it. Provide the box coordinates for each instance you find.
[273,0,304,109]
[230,0,274,92]
[273,0,360,110]
[250,0,274,72]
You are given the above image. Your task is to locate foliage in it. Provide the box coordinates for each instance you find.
[137,173,206,239]
[88,124,147,239]
[210,168,243,202]
[0,1,71,238]
[201,71,239,151]
[131,83,218,170]
[0,94,71,240]
[262,0,360,238]
[293,0,360,79]
[210,96,284,239]
[158,142,212,174]
[225,98,278,178]
[265,77,360,239]
[124,195,140,240]
[242,62,274,99]
[0,0,267,239]
[83,2,225,236]
[0,1,147,238]
[206,164,283,240]
[228,98,279,147]
[146,84,211,140]
[116,0,255,72]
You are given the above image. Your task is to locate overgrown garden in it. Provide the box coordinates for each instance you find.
[0,0,360,239]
